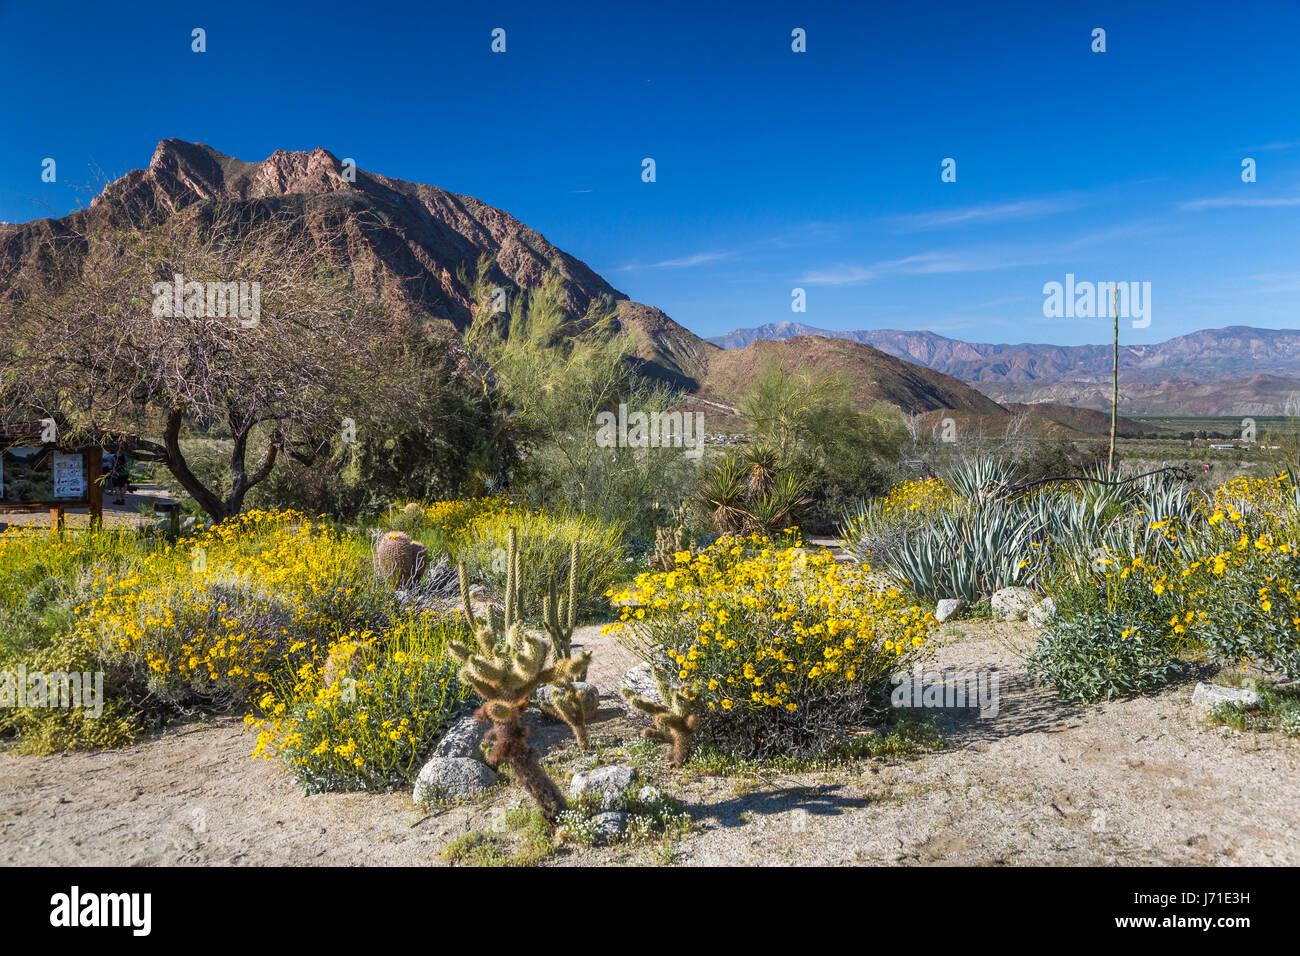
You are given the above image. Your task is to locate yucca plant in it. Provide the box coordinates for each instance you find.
[690,446,811,536]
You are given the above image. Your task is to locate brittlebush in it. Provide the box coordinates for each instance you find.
[607,533,933,757]
[249,611,472,793]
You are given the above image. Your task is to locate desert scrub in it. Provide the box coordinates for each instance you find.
[1030,554,1187,701]
[77,510,390,712]
[250,610,472,792]
[1204,682,1300,737]
[0,627,139,754]
[609,534,934,758]
[457,504,625,616]
[384,496,507,557]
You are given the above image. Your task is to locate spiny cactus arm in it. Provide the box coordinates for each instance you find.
[457,563,477,629]
[620,685,670,719]
[621,667,699,766]
[540,651,591,686]
[503,526,521,630]
[565,539,578,632]
[543,678,590,750]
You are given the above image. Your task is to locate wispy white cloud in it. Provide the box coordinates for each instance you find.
[616,249,734,272]
[889,197,1075,231]
[798,247,1048,286]
[649,250,731,268]
[1178,195,1300,211]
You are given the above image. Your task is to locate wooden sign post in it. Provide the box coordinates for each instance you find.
[0,422,103,532]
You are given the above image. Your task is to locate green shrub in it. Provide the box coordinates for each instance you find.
[1029,554,1187,701]
[457,506,625,617]
[1028,605,1186,702]
[0,627,139,754]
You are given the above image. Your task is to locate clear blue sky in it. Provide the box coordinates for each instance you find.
[2,0,1297,345]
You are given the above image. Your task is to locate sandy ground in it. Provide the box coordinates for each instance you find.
[2,620,1297,867]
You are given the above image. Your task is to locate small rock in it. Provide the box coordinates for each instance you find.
[412,756,498,804]
[935,599,965,623]
[1191,682,1262,711]
[1027,596,1056,628]
[570,764,637,809]
[433,714,488,760]
[637,785,664,804]
[592,810,629,845]
[620,662,662,719]
[991,586,1037,622]
[535,681,600,721]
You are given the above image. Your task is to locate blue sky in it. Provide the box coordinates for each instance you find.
[2,0,1297,346]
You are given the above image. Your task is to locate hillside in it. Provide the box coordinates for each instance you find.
[697,336,1010,417]
[710,322,1300,414]
[0,140,714,389]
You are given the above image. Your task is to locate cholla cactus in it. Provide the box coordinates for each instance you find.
[650,525,687,573]
[621,667,700,766]
[453,527,593,821]
[543,539,583,672]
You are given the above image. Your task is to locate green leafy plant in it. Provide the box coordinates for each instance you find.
[689,446,811,536]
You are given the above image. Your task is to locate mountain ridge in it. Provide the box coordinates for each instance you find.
[709,321,1300,414]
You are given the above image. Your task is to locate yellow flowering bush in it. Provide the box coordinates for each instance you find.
[384,496,509,556]
[75,510,388,711]
[249,610,472,792]
[1161,478,1300,678]
[608,533,933,757]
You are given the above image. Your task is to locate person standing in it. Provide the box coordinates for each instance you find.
[109,451,129,506]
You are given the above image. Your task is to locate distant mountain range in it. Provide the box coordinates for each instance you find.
[709,322,1300,415]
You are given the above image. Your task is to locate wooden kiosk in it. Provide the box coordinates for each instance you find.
[0,422,103,532]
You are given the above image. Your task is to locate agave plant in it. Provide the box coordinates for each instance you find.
[942,456,1016,503]
[877,498,1039,602]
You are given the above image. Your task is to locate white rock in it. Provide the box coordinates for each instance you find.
[1027,596,1057,628]
[569,764,637,809]
[1192,682,1262,711]
[620,662,663,720]
[991,586,1037,622]
[637,785,664,804]
[935,599,965,623]
[412,756,498,804]
[433,714,488,760]
[592,810,630,845]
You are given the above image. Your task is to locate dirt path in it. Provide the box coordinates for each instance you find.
[2,622,1297,866]
[0,482,176,533]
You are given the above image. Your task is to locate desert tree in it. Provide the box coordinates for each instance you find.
[1,202,447,523]
[460,257,691,531]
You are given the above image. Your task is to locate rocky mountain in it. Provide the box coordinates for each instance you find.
[710,322,1300,385]
[0,139,713,388]
[709,322,1300,415]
